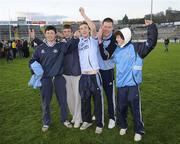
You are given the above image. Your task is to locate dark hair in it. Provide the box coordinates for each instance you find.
[144,15,151,20]
[114,31,124,40]
[102,17,114,24]
[45,26,57,34]
[79,21,90,29]
[63,24,72,30]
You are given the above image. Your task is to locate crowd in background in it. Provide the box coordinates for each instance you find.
[0,39,30,62]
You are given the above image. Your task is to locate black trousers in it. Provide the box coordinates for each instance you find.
[79,73,104,128]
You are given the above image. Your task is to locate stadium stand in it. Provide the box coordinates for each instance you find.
[0,22,180,42]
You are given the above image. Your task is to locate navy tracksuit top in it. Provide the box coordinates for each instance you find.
[32,38,81,76]
[30,41,67,78]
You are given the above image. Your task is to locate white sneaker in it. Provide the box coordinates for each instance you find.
[63,121,72,128]
[80,122,92,130]
[108,119,115,129]
[119,128,127,135]
[71,119,75,123]
[134,133,142,142]
[92,115,96,121]
[95,127,103,134]
[74,122,81,128]
[42,125,49,132]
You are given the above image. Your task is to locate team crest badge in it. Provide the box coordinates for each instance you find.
[53,49,58,53]
[41,49,45,54]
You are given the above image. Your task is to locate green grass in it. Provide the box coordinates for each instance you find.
[0,43,180,144]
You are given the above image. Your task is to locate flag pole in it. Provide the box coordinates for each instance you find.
[151,0,153,20]
[8,9,12,40]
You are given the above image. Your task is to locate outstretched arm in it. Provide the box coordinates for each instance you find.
[79,7,97,37]
[144,20,158,49]
[134,20,158,59]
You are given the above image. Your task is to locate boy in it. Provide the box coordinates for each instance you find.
[98,18,117,129]
[73,7,104,134]
[30,24,82,128]
[113,20,158,141]
[61,24,82,128]
[29,26,72,132]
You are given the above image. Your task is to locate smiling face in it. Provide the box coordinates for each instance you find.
[62,28,72,39]
[102,21,113,37]
[79,23,90,38]
[114,30,125,47]
[45,30,56,42]
[116,35,124,46]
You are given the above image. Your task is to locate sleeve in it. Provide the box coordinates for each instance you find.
[29,48,40,64]
[29,48,40,74]
[110,49,117,64]
[99,42,106,58]
[134,23,158,59]
[63,38,79,54]
[99,36,117,60]
[48,38,80,77]
[111,55,116,63]
[33,37,43,46]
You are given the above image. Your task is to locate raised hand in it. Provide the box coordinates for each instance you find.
[79,7,97,37]
[145,20,153,26]
[79,7,85,16]
[29,29,35,40]
[74,30,81,38]
[97,27,103,43]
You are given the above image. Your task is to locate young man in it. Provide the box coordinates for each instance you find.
[72,7,104,134]
[113,20,158,141]
[97,18,117,129]
[30,24,82,128]
[61,24,82,128]
[29,26,72,132]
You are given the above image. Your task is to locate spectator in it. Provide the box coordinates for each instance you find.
[164,38,169,52]
[23,40,29,58]
[12,40,17,58]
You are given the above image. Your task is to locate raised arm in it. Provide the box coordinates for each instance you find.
[29,29,43,46]
[134,20,158,59]
[79,7,97,37]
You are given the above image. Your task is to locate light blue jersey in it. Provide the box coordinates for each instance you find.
[113,43,143,87]
[98,51,114,70]
[78,37,100,72]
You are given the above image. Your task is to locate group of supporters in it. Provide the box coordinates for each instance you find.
[28,7,158,142]
[0,39,29,62]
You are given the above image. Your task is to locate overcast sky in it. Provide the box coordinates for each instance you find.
[0,0,179,21]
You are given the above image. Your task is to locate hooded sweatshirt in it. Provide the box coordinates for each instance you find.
[113,23,158,87]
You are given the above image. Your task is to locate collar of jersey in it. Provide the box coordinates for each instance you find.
[103,32,112,41]
[43,39,56,47]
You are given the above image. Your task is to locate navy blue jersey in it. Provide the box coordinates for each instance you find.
[30,41,67,77]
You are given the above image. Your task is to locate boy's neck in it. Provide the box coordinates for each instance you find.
[103,32,112,40]
[46,40,56,47]
[82,35,89,39]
